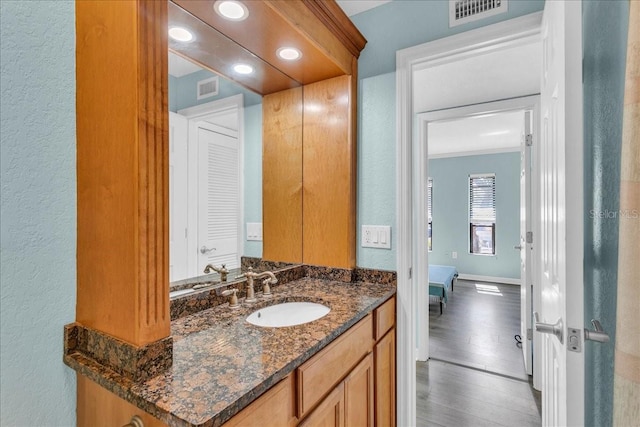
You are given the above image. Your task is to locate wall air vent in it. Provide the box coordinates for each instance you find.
[197,76,219,100]
[449,0,508,27]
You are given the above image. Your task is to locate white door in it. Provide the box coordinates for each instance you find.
[169,112,189,282]
[519,110,533,376]
[538,1,584,425]
[197,124,241,271]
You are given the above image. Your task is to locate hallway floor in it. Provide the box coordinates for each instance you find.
[417,279,541,426]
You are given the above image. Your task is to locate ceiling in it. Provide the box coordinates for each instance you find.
[169,51,202,77]
[336,0,392,17]
[428,110,525,157]
[414,39,541,114]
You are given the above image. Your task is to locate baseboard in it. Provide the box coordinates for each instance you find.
[457,274,520,285]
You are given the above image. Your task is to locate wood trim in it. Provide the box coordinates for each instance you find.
[76,0,170,346]
[302,75,356,268]
[77,374,167,427]
[265,0,355,75]
[301,0,367,58]
[262,87,304,263]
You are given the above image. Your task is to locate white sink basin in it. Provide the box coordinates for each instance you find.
[246,302,330,328]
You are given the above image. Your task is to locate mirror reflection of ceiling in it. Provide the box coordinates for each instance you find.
[168,51,203,77]
[428,110,525,157]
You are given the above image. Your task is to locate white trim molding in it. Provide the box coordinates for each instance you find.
[395,12,542,426]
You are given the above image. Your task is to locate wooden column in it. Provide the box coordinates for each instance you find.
[76,0,170,346]
[263,87,304,263]
[303,75,356,268]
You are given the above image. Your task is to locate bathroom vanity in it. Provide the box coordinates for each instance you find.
[65,267,396,426]
[67,1,397,425]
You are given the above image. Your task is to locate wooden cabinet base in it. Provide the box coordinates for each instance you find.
[77,374,166,427]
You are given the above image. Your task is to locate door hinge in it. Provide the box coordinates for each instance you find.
[526,231,533,244]
[409,267,412,279]
[525,134,533,146]
[526,328,533,341]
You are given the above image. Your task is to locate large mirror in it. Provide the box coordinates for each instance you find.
[167,1,303,293]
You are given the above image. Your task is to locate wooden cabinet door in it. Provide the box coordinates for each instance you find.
[224,374,296,427]
[344,352,374,427]
[299,382,344,427]
[375,329,396,427]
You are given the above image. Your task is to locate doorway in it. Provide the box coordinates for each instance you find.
[395,12,543,426]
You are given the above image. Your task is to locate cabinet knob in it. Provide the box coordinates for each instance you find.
[123,415,144,427]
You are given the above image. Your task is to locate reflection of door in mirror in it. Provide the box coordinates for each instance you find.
[168,52,263,282]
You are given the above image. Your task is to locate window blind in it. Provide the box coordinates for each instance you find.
[469,174,496,222]
[427,178,433,222]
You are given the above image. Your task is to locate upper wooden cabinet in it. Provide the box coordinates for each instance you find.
[173,0,365,85]
[75,0,366,346]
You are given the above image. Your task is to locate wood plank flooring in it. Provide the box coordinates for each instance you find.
[417,279,541,426]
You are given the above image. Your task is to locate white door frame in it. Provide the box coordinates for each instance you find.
[178,94,245,277]
[395,13,542,426]
[415,96,541,385]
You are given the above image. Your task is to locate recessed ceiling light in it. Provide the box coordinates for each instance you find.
[214,1,249,21]
[168,27,194,42]
[233,63,253,74]
[277,47,302,61]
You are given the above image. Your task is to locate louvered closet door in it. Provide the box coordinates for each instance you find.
[197,125,240,271]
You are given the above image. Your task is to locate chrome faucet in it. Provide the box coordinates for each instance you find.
[203,264,229,282]
[236,267,278,303]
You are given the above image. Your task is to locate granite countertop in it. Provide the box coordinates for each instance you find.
[65,277,396,427]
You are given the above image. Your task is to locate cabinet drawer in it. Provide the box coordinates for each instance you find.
[224,374,296,427]
[297,314,374,418]
[374,297,395,341]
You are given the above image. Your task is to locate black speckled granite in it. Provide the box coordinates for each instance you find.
[65,277,396,427]
[170,265,306,320]
[64,323,173,382]
[240,256,300,272]
[305,264,355,282]
[355,267,397,285]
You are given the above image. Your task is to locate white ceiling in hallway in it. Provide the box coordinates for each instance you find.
[414,40,541,114]
[168,51,202,78]
[428,110,525,158]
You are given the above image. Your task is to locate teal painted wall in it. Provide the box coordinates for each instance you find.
[243,104,263,257]
[169,71,263,257]
[352,1,545,270]
[170,69,262,112]
[0,1,76,425]
[428,153,521,279]
[583,2,629,426]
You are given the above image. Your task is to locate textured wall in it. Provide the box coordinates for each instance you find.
[243,104,263,258]
[353,0,545,79]
[427,152,521,279]
[357,72,397,270]
[352,0,545,270]
[0,1,77,425]
[583,2,630,426]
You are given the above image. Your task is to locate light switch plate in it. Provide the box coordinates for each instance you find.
[246,222,263,241]
[361,225,391,249]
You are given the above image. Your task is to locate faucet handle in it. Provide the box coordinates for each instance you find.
[262,279,273,298]
[221,288,239,309]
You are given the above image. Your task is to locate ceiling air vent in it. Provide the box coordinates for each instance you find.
[197,76,219,100]
[449,0,508,27]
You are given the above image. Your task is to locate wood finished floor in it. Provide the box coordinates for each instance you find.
[417,279,541,426]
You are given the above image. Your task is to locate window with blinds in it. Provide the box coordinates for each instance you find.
[428,178,433,251]
[469,174,496,255]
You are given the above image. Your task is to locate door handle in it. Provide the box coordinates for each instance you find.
[514,245,523,250]
[200,246,216,254]
[584,319,610,343]
[534,312,563,344]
